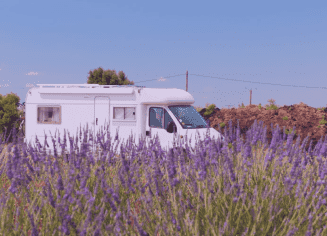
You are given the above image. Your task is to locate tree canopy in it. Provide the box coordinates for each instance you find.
[0,92,24,143]
[87,67,135,85]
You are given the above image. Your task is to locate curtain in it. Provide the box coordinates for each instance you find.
[38,107,60,123]
[53,107,60,123]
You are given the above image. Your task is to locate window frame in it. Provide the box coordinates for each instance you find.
[113,107,136,120]
[37,106,61,124]
[149,106,175,129]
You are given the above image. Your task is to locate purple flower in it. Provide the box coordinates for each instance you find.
[315,196,324,210]
[68,196,74,204]
[108,198,117,212]
[9,180,18,195]
[289,155,301,177]
[172,178,180,187]
[63,183,73,200]
[112,192,120,204]
[27,211,38,236]
[95,207,107,226]
[93,228,100,236]
[264,151,275,167]
[47,182,56,208]
[15,207,20,230]
[269,127,279,151]
[87,196,95,205]
[242,143,252,160]
[81,209,92,235]
[57,173,64,191]
[187,198,194,210]
[305,214,313,236]
[25,161,35,175]
[133,216,149,236]
[6,159,13,180]
[60,220,70,235]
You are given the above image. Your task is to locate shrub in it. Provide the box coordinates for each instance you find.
[203,104,216,116]
[264,98,280,110]
[266,104,279,110]
[284,128,296,135]
[319,115,327,125]
[258,103,262,110]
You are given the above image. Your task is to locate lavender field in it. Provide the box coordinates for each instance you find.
[0,118,327,235]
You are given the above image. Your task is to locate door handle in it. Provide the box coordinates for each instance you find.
[96,118,98,125]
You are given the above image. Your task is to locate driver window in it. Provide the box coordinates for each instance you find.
[149,107,174,129]
[149,107,164,128]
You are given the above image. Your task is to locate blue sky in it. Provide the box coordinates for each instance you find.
[0,0,326,109]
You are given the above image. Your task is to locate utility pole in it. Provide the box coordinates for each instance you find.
[250,89,252,105]
[186,70,188,92]
[245,87,256,106]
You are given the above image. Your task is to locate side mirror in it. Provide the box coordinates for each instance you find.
[167,121,177,133]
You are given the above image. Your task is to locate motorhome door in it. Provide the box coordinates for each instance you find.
[94,96,110,152]
[146,106,179,152]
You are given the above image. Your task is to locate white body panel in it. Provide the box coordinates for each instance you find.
[24,84,225,159]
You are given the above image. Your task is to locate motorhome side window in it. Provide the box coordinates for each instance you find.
[113,107,136,120]
[149,107,174,129]
[37,107,61,124]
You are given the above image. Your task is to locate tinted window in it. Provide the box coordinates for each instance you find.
[149,107,174,129]
[149,107,164,128]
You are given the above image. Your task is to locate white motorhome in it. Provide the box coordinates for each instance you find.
[24,84,225,158]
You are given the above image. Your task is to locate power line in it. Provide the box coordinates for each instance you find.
[188,74,327,90]
[134,74,185,84]
[134,72,327,90]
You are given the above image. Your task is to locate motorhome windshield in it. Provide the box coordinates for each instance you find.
[168,105,208,129]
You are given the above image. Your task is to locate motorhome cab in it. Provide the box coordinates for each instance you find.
[24,84,225,158]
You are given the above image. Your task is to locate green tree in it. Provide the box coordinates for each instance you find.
[0,92,23,143]
[87,67,135,85]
